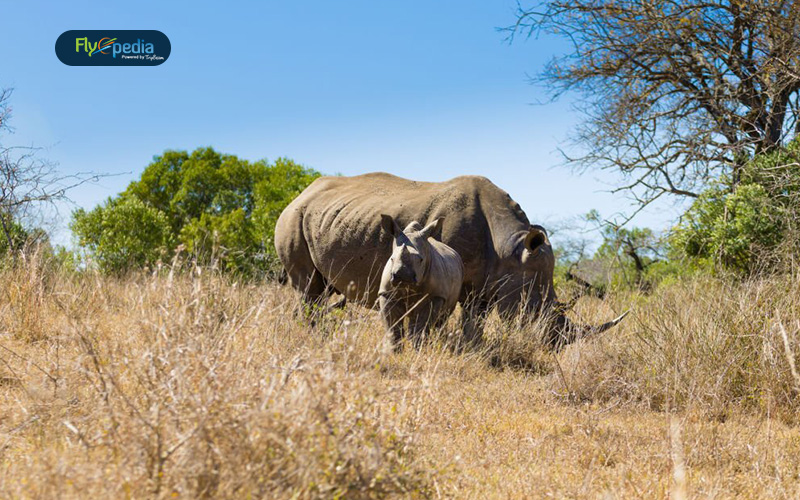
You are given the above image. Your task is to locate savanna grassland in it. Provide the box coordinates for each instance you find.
[2,253,800,499]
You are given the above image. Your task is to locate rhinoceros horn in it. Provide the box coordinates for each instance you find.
[548,310,629,352]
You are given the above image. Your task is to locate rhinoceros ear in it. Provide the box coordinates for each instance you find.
[420,218,444,241]
[381,214,398,237]
[524,225,549,253]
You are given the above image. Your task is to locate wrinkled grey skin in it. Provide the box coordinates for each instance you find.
[274,172,624,348]
[378,215,464,350]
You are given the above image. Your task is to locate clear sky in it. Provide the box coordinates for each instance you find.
[1,0,687,246]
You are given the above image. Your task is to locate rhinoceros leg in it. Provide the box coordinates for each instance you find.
[279,224,337,315]
[460,306,486,348]
[406,297,434,349]
[379,296,407,352]
[286,262,337,318]
[429,297,451,330]
[409,296,450,349]
[458,287,488,350]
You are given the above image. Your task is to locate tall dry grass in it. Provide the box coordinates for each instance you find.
[2,253,800,498]
[558,276,800,422]
[0,254,438,498]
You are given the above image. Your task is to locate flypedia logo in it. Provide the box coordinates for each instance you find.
[74,37,118,56]
[56,30,170,66]
[75,37,154,58]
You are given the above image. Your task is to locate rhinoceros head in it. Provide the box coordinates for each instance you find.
[491,224,557,319]
[494,224,627,349]
[380,214,443,287]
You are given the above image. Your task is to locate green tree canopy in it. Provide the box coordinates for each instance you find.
[71,147,320,275]
[672,139,800,274]
[71,197,173,274]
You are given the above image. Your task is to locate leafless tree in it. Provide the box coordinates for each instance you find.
[510,0,800,212]
[0,88,101,252]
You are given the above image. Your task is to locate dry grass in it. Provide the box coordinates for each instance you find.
[2,255,800,498]
[561,277,800,421]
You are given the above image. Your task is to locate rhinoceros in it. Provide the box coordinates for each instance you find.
[274,172,625,349]
[378,215,464,349]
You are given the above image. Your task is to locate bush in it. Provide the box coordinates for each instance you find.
[555,210,680,295]
[0,216,26,250]
[558,275,800,423]
[71,147,320,276]
[71,197,173,274]
[673,182,785,273]
[671,137,800,274]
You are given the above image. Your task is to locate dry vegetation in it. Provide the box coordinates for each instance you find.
[2,252,800,498]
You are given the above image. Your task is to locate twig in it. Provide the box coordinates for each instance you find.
[775,318,800,392]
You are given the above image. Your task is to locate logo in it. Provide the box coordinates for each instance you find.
[56,30,170,66]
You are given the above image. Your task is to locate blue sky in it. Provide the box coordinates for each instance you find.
[1,0,687,246]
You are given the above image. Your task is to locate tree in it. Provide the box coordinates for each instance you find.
[0,216,30,255]
[511,1,800,213]
[251,157,322,254]
[576,210,664,290]
[71,197,173,274]
[672,137,800,274]
[0,88,100,254]
[71,147,320,276]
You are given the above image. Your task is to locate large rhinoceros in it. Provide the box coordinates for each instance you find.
[274,172,625,348]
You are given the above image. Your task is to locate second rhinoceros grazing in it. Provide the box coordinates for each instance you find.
[378,215,463,350]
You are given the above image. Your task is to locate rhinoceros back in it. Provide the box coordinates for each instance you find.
[274,172,530,307]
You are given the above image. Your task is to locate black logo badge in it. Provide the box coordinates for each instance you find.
[55,30,171,66]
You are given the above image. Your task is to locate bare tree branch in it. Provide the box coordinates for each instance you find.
[0,88,106,252]
[509,0,800,209]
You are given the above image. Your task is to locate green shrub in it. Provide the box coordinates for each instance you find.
[673,182,785,274]
[71,147,320,276]
[0,215,30,255]
[71,197,173,274]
